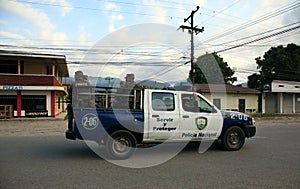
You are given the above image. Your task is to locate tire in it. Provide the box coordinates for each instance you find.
[106,130,137,160]
[221,126,245,151]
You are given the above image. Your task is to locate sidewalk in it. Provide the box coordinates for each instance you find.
[0,115,67,137]
[0,112,67,121]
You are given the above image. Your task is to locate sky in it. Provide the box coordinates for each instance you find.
[0,0,299,84]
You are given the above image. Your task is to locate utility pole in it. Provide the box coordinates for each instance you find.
[179,6,204,85]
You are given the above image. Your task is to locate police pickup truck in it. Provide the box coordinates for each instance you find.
[66,85,256,159]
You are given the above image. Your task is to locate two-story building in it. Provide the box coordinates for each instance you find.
[0,50,69,117]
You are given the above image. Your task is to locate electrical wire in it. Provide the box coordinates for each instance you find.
[9,0,182,19]
[201,1,300,44]
[215,24,300,53]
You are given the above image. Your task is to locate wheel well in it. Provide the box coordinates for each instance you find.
[220,124,246,139]
[107,125,143,144]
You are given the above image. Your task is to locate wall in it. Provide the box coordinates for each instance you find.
[24,61,46,74]
[201,92,259,113]
[55,92,65,115]
[296,94,300,113]
[265,93,277,113]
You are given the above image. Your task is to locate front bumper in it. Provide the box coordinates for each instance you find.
[244,125,256,138]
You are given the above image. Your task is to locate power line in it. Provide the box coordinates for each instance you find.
[215,25,300,53]
[201,0,241,24]
[158,0,246,21]
[98,0,188,11]
[216,21,300,46]
[11,0,182,19]
[202,1,300,44]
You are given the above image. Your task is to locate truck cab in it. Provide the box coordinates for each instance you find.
[66,86,255,159]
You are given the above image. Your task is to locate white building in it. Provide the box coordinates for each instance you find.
[262,80,300,113]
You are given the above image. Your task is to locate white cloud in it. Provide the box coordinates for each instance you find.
[109,14,124,32]
[136,0,167,24]
[0,30,25,40]
[104,2,119,11]
[102,2,124,33]
[41,0,72,16]
[78,25,92,47]
[0,0,67,45]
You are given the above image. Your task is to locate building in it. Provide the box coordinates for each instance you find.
[0,50,69,117]
[262,80,300,113]
[195,84,260,113]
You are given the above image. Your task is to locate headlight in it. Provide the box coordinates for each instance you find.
[252,117,255,125]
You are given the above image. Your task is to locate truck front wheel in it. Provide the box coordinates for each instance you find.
[106,130,137,159]
[221,126,245,151]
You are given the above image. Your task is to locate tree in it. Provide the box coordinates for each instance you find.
[248,43,300,89]
[189,52,237,84]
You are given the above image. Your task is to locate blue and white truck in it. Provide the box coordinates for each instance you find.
[66,85,256,159]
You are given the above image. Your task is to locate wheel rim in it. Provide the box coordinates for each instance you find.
[112,137,131,155]
[227,129,242,148]
[229,132,240,145]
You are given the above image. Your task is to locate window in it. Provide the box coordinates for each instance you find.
[22,95,46,111]
[0,60,18,74]
[47,65,53,75]
[197,96,214,113]
[58,97,61,109]
[0,95,17,110]
[152,92,174,111]
[181,94,214,113]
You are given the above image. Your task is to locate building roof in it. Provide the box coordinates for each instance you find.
[194,84,261,94]
[0,50,69,77]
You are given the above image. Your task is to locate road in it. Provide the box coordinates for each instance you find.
[0,119,299,189]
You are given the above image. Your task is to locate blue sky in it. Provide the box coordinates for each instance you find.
[0,0,299,83]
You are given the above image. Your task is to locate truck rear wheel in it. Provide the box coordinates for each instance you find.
[221,126,245,151]
[106,130,137,159]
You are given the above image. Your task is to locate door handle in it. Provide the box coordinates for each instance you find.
[182,115,189,118]
[152,115,159,118]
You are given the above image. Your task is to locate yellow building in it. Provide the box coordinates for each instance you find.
[195,84,260,113]
[0,50,69,117]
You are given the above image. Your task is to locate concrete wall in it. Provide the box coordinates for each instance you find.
[201,92,259,113]
[24,61,46,74]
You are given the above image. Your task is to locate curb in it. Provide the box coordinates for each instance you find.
[0,113,67,121]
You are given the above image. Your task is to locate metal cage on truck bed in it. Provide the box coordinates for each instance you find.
[72,84,144,111]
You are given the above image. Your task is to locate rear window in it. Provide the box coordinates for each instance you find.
[152,92,175,111]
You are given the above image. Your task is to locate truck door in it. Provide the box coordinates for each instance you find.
[179,92,223,140]
[144,90,180,141]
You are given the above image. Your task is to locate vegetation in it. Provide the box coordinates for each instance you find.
[248,43,300,89]
[189,52,237,84]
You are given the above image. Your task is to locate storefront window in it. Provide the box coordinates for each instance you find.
[22,95,47,116]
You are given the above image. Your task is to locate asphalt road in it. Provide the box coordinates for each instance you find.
[0,121,299,189]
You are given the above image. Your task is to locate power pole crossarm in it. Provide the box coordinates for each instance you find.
[178,6,204,86]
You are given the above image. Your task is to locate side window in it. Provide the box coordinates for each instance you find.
[182,94,197,112]
[181,94,213,113]
[152,92,175,111]
[197,96,213,113]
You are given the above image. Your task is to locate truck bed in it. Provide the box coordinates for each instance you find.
[73,108,144,141]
